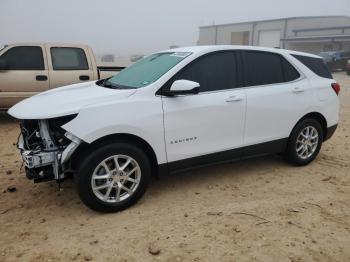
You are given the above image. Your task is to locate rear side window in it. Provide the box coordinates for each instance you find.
[292,55,332,79]
[243,51,299,86]
[282,59,300,82]
[171,51,238,92]
[0,46,44,70]
[51,47,89,70]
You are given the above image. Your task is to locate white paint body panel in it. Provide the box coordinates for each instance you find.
[62,89,167,164]
[8,81,136,119]
[244,78,311,146]
[162,89,246,162]
[8,45,340,166]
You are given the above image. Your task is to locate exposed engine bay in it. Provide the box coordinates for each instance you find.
[18,115,81,183]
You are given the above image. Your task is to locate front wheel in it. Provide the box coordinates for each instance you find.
[284,119,323,166]
[76,142,151,212]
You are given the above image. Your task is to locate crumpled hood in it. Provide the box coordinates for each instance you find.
[8,81,137,120]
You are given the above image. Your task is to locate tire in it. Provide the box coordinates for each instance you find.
[347,70,350,76]
[284,118,323,166]
[76,142,151,213]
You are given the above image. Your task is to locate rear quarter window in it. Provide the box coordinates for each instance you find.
[292,55,333,79]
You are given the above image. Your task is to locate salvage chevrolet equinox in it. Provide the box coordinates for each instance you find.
[8,46,340,212]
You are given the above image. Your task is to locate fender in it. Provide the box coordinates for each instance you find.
[62,100,167,165]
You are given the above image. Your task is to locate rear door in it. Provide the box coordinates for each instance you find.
[45,45,94,89]
[0,45,49,108]
[161,51,246,170]
[242,51,311,153]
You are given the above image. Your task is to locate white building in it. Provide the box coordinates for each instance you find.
[198,16,350,54]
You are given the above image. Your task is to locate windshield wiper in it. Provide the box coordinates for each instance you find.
[97,78,135,90]
[101,79,122,89]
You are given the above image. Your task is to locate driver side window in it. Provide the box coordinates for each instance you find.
[0,46,45,70]
[167,51,239,93]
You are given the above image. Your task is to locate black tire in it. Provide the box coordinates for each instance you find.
[347,70,350,76]
[76,142,151,213]
[284,118,323,166]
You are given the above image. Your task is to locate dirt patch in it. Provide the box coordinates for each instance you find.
[1,73,350,262]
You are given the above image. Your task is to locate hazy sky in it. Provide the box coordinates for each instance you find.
[1,0,350,56]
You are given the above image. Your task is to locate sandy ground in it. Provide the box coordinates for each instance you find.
[0,73,349,262]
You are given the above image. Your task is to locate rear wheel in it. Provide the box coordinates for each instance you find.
[76,142,151,212]
[285,118,323,166]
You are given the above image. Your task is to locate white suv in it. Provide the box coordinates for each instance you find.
[8,46,340,212]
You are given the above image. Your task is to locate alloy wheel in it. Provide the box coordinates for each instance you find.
[296,126,319,160]
[91,155,141,203]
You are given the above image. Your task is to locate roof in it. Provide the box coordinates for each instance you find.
[161,45,321,58]
[3,42,90,46]
[200,15,350,29]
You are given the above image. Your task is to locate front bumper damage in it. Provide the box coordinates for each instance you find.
[18,119,81,183]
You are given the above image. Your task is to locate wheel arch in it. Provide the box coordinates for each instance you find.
[70,133,160,178]
[290,112,328,141]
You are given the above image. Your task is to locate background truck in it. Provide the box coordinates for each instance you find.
[0,43,128,109]
[318,51,350,72]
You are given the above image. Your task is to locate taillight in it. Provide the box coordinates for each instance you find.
[331,83,340,95]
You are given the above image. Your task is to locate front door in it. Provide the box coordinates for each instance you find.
[161,51,246,170]
[0,45,49,108]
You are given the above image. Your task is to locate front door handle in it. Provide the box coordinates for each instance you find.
[36,75,48,81]
[79,75,90,81]
[226,95,244,102]
[292,87,305,93]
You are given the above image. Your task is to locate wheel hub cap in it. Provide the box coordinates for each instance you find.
[91,155,141,203]
[296,126,319,160]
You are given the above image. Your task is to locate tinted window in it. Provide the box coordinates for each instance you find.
[1,46,44,70]
[171,52,238,92]
[243,51,300,86]
[292,55,332,79]
[282,58,300,82]
[244,51,282,86]
[51,47,89,70]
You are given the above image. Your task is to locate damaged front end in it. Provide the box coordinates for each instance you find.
[18,115,81,183]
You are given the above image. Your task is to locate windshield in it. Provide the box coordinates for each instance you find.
[104,52,191,89]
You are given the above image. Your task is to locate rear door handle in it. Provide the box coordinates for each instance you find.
[79,75,90,81]
[226,95,244,102]
[292,87,305,93]
[36,75,48,81]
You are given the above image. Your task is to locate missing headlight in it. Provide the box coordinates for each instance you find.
[47,114,78,146]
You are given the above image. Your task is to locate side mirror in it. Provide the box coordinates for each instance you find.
[0,59,9,71]
[163,80,200,96]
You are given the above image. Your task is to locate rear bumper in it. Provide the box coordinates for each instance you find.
[324,124,338,141]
